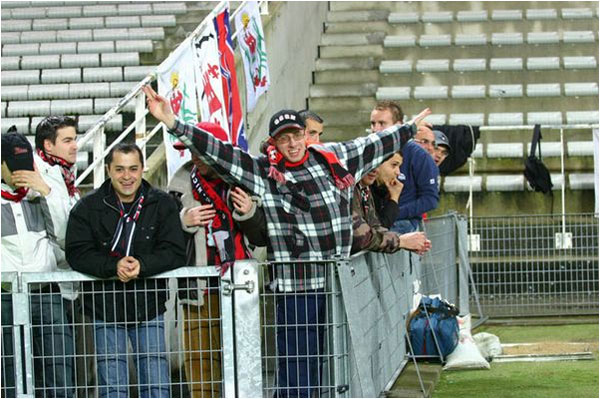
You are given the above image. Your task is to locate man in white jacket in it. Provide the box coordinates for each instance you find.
[1,131,75,397]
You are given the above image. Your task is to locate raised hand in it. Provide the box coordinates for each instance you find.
[11,168,51,197]
[230,187,254,215]
[142,85,176,129]
[407,108,432,127]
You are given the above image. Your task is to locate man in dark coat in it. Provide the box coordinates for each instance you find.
[66,142,186,398]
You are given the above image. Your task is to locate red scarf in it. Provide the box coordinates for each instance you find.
[1,186,29,203]
[36,149,78,197]
[266,144,355,190]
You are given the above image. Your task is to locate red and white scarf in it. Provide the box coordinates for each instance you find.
[36,149,78,197]
[1,186,29,203]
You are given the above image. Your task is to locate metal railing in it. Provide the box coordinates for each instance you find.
[468,212,599,317]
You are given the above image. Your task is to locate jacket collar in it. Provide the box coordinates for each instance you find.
[98,178,153,211]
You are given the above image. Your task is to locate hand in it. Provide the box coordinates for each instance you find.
[183,204,216,227]
[142,85,176,129]
[399,232,432,256]
[11,169,51,196]
[407,108,432,127]
[116,256,141,283]
[385,178,404,203]
[230,187,254,215]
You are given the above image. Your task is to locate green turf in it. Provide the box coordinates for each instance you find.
[432,323,599,398]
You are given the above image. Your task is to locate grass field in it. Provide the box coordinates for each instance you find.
[432,323,599,398]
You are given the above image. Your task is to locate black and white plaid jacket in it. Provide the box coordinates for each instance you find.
[172,120,415,291]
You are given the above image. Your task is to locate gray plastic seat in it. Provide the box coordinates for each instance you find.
[527,32,559,45]
[2,70,40,85]
[101,52,139,67]
[109,81,138,97]
[69,82,111,98]
[39,42,77,55]
[2,43,40,56]
[526,9,557,20]
[2,32,21,44]
[486,175,524,191]
[83,67,123,82]
[449,113,484,125]
[141,15,175,28]
[561,8,593,19]
[116,40,153,53]
[69,17,104,30]
[491,32,523,45]
[566,111,599,124]
[451,85,486,98]
[21,54,61,69]
[61,53,101,68]
[105,16,141,28]
[418,114,447,125]
[75,152,89,171]
[152,2,186,14]
[421,11,453,23]
[453,58,486,72]
[527,57,560,70]
[128,27,165,40]
[491,10,523,21]
[490,58,523,71]
[28,84,70,100]
[563,56,597,69]
[376,87,411,101]
[487,143,523,158]
[78,41,115,54]
[7,100,51,117]
[563,31,595,44]
[454,33,487,46]
[488,84,523,98]
[443,176,483,193]
[415,59,449,72]
[567,141,594,156]
[527,142,562,157]
[56,29,93,42]
[2,85,29,101]
[83,4,118,17]
[50,99,93,115]
[569,174,594,190]
[419,34,451,47]
[564,82,598,96]
[456,10,488,22]
[33,19,68,31]
[78,114,124,133]
[118,4,152,16]
[93,28,129,41]
[95,98,136,113]
[379,60,412,73]
[21,31,57,43]
[527,112,563,125]
[383,35,416,47]
[124,65,156,80]
[2,57,21,71]
[413,86,448,99]
[388,12,419,23]
[47,6,82,18]
[488,113,524,126]
[41,68,81,84]
[526,83,561,97]
[1,118,30,134]
[2,19,33,32]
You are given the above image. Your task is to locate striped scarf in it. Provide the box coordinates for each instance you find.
[36,149,78,197]
[109,194,145,258]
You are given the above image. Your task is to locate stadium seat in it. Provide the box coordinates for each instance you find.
[7,100,51,117]
[124,65,156,80]
[388,12,419,23]
[526,83,561,97]
[562,31,596,44]
[455,33,487,46]
[141,15,175,28]
[118,4,153,16]
[75,152,89,171]
[491,32,523,46]
[449,113,484,125]
[21,30,57,43]
[527,142,562,157]
[47,6,83,18]
[527,57,560,70]
[375,87,411,101]
[2,56,21,70]
[2,85,28,101]
[526,8,558,20]
[383,35,416,47]
[419,34,451,47]
[416,59,449,72]
[69,82,111,98]
[94,98,136,114]
[486,175,524,191]
[105,16,141,29]
[40,42,77,55]
[564,82,598,96]
[83,67,123,83]
[1,117,30,134]
[152,3,186,15]
[2,32,21,44]
[41,68,81,84]
[109,81,137,97]
[453,58,486,72]
[527,112,563,125]
[61,53,101,68]
[414,86,448,99]
[563,56,597,69]
[34,18,69,31]
[487,143,523,158]
[101,52,139,67]
[78,41,115,54]
[488,84,523,98]
[379,60,412,73]
[2,43,40,56]
[70,17,104,30]
[472,143,483,158]
[488,113,524,126]
[79,113,123,133]
[29,84,71,100]
[569,173,594,190]
[93,28,129,41]
[451,85,486,99]
[443,176,483,192]
[2,70,40,85]
[421,11,453,23]
[21,54,60,69]
[50,99,94,115]
[491,10,523,21]
[83,4,118,17]
[561,8,594,19]
[527,32,560,44]
[567,141,594,157]
[456,10,488,22]
[129,27,165,40]
[115,40,153,53]
[490,58,523,71]
[566,111,599,124]
[2,19,32,32]
[57,29,94,42]
[421,114,447,125]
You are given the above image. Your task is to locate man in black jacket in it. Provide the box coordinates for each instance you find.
[66,142,186,398]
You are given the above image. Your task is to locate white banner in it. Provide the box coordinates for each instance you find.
[234,1,270,112]
[157,41,198,181]
[193,22,230,134]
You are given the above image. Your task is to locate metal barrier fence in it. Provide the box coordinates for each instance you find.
[1,214,472,398]
[468,213,599,317]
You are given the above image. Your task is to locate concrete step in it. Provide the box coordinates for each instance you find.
[329,1,398,12]
[326,10,389,23]
[320,44,383,58]
[309,83,377,97]
[320,125,370,142]
[320,31,385,46]
[324,20,391,34]
[308,96,376,112]
[385,362,441,398]
[315,57,379,71]
[314,69,380,84]
[316,109,373,126]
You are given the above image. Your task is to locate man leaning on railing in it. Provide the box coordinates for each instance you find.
[65,142,186,398]
[144,84,430,397]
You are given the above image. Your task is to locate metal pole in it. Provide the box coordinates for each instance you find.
[92,127,105,188]
[560,127,566,235]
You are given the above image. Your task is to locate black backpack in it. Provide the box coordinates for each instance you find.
[524,124,553,194]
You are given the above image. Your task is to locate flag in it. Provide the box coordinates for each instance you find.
[156,41,198,180]
[193,22,230,133]
[234,1,270,112]
[215,8,248,150]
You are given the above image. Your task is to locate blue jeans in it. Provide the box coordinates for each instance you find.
[391,218,418,234]
[276,291,325,398]
[94,314,170,398]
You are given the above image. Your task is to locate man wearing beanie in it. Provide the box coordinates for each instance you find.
[144,84,430,397]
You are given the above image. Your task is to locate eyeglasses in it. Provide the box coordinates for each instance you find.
[275,130,305,145]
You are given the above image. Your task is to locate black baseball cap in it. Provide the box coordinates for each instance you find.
[1,130,34,172]
[269,109,305,138]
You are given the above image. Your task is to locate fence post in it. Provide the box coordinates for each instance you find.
[331,260,348,398]
[11,274,34,397]
[92,127,105,188]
